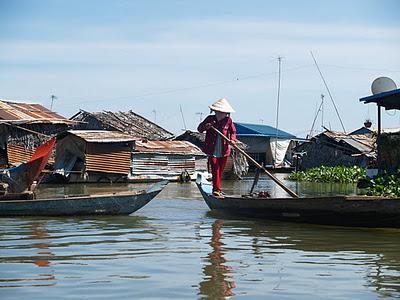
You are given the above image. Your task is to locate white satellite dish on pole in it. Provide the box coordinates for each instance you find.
[371,77,397,95]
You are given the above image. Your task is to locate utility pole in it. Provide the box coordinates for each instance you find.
[50,95,57,111]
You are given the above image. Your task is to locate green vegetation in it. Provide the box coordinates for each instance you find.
[289,165,400,197]
[365,172,400,197]
[288,166,366,183]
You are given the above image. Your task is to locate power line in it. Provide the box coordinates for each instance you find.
[58,64,314,105]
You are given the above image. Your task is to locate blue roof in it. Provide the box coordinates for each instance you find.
[359,88,400,110]
[235,122,296,139]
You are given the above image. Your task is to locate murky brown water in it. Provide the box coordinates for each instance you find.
[1,176,399,299]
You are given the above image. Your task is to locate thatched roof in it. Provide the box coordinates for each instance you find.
[71,110,174,141]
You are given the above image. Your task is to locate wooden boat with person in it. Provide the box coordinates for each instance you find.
[0,180,168,216]
[197,126,400,228]
[196,174,400,228]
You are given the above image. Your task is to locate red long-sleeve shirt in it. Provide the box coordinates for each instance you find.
[197,115,236,157]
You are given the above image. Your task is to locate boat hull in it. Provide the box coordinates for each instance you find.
[196,179,400,228]
[0,181,168,217]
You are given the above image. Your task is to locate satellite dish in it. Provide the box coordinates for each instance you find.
[371,77,397,95]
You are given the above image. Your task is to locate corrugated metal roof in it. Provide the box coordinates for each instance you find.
[320,130,374,153]
[360,88,400,110]
[67,130,136,143]
[235,122,296,139]
[0,100,74,124]
[134,140,205,156]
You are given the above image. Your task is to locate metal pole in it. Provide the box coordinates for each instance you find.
[377,104,382,174]
[274,56,282,167]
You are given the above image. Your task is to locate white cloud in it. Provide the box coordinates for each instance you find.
[0,19,399,135]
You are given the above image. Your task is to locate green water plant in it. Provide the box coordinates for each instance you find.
[365,171,400,197]
[288,166,366,183]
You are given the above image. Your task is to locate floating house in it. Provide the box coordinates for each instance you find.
[55,108,210,183]
[54,130,135,183]
[0,99,75,167]
[70,110,174,140]
[234,122,297,169]
[54,130,206,183]
[294,129,375,170]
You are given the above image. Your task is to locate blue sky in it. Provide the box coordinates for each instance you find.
[1,0,399,137]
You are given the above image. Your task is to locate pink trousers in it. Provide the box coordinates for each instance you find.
[209,156,228,192]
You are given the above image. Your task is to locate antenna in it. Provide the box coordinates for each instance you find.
[152,109,157,123]
[196,112,204,122]
[179,105,187,130]
[310,51,346,133]
[50,95,57,110]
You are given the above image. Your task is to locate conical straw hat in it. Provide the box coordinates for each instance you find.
[209,98,235,113]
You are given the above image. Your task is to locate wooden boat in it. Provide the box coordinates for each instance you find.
[0,180,168,217]
[196,175,400,228]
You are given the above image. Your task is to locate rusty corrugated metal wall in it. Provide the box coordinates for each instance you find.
[85,143,131,174]
[7,143,56,167]
[7,144,34,166]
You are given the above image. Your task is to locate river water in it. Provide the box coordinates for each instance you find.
[1,175,399,299]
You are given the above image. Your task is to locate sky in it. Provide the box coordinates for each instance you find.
[0,0,399,137]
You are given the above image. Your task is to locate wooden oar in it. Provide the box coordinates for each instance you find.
[211,126,299,198]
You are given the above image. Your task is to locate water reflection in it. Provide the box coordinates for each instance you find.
[199,220,236,299]
[0,216,160,290]
[206,216,400,298]
[29,222,56,283]
[1,181,399,299]
[0,221,56,288]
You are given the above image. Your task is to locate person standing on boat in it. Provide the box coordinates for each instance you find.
[197,98,236,197]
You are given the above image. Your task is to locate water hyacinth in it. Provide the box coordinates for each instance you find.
[288,166,366,183]
[366,172,400,197]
